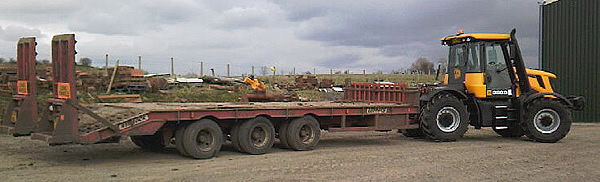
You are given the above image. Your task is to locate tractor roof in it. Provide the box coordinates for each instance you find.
[441,31,510,45]
[441,33,510,41]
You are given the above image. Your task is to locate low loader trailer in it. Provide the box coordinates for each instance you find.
[0,30,584,159]
[0,34,422,159]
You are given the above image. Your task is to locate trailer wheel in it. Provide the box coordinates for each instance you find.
[521,98,571,143]
[400,128,424,138]
[131,132,165,151]
[182,119,223,159]
[229,122,244,152]
[175,125,189,156]
[286,116,320,151]
[493,124,525,137]
[237,117,275,154]
[421,93,469,142]
[278,121,290,149]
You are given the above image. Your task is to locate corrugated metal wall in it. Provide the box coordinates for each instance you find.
[542,0,599,122]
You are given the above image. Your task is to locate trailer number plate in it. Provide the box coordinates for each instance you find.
[367,108,389,114]
[56,82,71,99]
[118,114,149,129]
[17,81,28,95]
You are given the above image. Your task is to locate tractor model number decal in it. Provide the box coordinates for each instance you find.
[367,108,389,114]
[491,89,512,96]
[118,114,149,129]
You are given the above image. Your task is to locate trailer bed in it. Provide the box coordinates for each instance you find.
[79,101,418,134]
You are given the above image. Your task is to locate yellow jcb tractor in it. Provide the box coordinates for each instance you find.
[403,29,585,143]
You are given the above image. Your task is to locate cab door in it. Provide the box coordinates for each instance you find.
[446,44,468,90]
[483,43,513,98]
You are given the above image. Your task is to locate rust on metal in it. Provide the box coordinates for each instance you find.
[1,37,38,136]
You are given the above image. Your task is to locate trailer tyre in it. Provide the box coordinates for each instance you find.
[278,121,291,149]
[183,119,223,159]
[286,116,320,151]
[175,125,189,156]
[238,117,275,154]
[230,122,244,152]
[131,132,165,151]
[521,98,571,143]
[421,93,469,142]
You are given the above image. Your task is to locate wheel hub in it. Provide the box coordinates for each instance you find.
[299,125,314,144]
[436,106,460,133]
[251,127,268,148]
[533,108,560,134]
[196,129,215,152]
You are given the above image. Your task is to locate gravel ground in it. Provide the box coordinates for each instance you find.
[0,123,599,181]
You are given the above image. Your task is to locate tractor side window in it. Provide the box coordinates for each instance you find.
[449,45,465,69]
[467,44,481,72]
[486,44,506,67]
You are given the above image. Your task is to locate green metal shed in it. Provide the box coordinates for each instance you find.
[541,0,599,122]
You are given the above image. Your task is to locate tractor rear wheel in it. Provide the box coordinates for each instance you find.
[420,93,469,142]
[521,98,571,143]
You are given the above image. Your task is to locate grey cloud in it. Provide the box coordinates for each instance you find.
[0,25,44,42]
[274,0,540,66]
[317,53,362,68]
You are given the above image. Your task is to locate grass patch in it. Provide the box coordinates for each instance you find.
[141,86,250,103]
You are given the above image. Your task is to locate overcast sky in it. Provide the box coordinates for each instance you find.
[0,0,542,75]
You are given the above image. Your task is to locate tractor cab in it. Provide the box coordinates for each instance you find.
[441,31,516,99]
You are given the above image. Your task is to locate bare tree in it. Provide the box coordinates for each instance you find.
[438,58,447,73]
[0,57,5,64]
[260,66,269,76]
[78,57,93,67]
[410,58,434,74]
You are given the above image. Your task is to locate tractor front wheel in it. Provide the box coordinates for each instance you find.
[522,98,571,143]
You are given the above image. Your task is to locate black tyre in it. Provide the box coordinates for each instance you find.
[237,117,275,155]
[400,128,424,138]
[521,98,572,143]
[278,121,291,149]
[493,124,525,137]
[182,119,223,159]
[286,116,320,151]
[131,133,165,151]
[230,122,244,152]
[175,125,189,156]
[421,93,469,142]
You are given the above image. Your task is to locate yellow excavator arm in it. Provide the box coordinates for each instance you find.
[244,76,266,91]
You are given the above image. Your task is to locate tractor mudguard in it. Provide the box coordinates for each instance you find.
[523,92,579,110]
[420,86,468,102]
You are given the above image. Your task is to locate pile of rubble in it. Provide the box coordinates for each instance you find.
[276,75,336,91]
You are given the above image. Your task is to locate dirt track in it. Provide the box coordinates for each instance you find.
[1,123,599,181]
